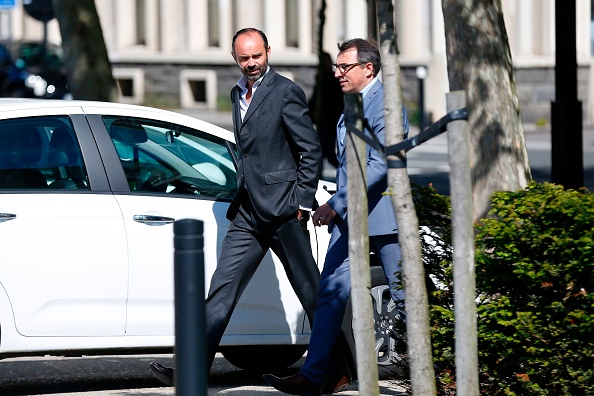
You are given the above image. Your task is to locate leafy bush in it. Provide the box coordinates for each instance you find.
[413,182,594,395]
[473,182,594,395]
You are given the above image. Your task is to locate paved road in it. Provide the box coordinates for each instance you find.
[407,123,594,195]
[0,353,407,395]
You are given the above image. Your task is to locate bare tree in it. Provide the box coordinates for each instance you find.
[376,0,437,394]
[442,0,531,221]
[52,0,117,101]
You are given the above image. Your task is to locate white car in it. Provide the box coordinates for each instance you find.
[0,99,401,374]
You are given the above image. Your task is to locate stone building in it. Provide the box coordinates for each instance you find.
[1,0,592,125]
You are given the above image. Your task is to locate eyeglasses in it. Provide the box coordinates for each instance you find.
[331,63,362,74]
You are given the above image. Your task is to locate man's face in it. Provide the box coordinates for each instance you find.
[334,48,373,94]
[232,32,270,82]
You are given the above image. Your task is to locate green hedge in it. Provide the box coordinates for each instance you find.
[411,182,594,395]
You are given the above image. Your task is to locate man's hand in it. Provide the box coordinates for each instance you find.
[313,203,337,227]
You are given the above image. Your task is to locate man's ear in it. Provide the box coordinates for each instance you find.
[364,62,374,78]
[231,52,237,63]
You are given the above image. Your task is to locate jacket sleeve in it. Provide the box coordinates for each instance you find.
[281,82,322,209]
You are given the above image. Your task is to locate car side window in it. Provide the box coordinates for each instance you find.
[103,116,237,200]
[0,116,90,190]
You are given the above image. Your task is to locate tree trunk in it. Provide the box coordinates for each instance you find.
[376,0,437,394]
[52,0,117,101]
[447,91,479,396]
[345,94,379,396]
[442,0,531,221]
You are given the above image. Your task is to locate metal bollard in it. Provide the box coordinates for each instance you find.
[174,219,207,396]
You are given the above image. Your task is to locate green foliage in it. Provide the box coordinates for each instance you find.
[416,182,594,395]
[474,182,594,395]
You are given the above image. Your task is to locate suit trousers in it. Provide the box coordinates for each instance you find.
[300,217,403,386]
[203,193,320,370]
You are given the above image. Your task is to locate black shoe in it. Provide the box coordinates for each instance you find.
[263,373,322,396]
[321,374,351,393]
[149,361,174,386]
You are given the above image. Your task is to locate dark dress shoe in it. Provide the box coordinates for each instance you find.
[263,372,322,396]
[321,374,351,393]
[149,361,175,386]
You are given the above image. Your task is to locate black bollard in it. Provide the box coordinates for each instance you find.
[174,219,207,396]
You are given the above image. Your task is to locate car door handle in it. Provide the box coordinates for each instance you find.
[133,214,175,226]
[0,213,16,223]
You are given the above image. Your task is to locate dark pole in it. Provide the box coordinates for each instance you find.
[42,21,48,74]
[551,0,583,188]
[174,219,207,396]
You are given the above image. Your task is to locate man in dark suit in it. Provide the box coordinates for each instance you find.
[150,27,345,387]
[264,38,409,395]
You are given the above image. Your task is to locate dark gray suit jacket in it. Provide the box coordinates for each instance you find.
[228,68,322,222]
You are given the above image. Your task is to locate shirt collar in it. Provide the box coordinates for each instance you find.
[236,66,270,93]
[360,76,378,98]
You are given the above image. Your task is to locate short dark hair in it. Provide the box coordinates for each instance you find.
[337,38,381,76]
[232,28,269,53]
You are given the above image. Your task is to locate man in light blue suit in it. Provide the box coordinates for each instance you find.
[264,38,409,395]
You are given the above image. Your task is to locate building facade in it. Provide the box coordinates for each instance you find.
[1,0,593,125]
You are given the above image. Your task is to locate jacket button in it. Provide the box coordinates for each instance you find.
[243,153,247,158]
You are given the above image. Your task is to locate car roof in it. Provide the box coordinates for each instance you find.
[0,98,235,143]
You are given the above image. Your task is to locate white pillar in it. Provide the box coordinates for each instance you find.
[344,0,367,40]
[188,0,208,51]
[145,0,161,52]
[577,0,591,61]
[517,0,533,58]
[398,0,429,58]
[159,0,185,51]
[220,0,233,52]
[322,0,343,57]
[298,0,313,54]
[263,0,284,50]
[425,0,448,120]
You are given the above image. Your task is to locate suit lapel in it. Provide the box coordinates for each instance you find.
[241,69,275,127]
[337,114,346,158]
[363,79,382,115]
[232,86,242,134]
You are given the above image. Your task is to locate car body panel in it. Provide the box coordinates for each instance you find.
[0,193,128,337]
[0,99,332,356]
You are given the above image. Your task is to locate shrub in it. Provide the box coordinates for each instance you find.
[417,182,594,395]
[474,182,594,395]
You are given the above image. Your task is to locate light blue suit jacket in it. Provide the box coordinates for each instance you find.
[328,79,408,236]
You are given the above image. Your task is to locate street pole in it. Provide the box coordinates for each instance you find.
[551,0,583,188]
[174,219,207,396]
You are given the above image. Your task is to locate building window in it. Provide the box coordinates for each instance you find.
[113,68,145,104]
[208,0,220,47]
[286,0,299,48]
[179,69,217,110]
[135,0,146,46]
